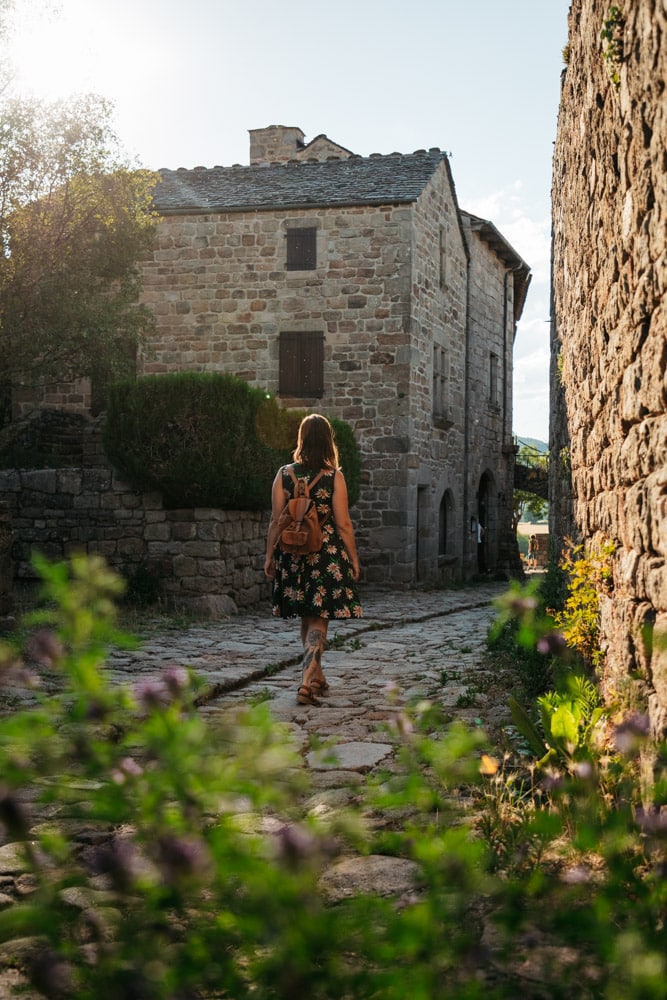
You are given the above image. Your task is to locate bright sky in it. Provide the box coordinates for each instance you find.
[7,0,571,443]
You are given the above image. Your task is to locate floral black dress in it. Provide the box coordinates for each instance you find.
[271,464,363,621]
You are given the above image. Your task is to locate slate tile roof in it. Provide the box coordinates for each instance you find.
[153,149,448,215]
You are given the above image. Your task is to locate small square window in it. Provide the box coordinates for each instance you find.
[432,343,449,419]
[439,226,449,289]
[286,228,317,270]
[279,331,324,397]
[489,352,499,405]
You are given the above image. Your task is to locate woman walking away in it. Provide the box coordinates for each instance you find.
[528,534,538,571]
[264,414,362,706]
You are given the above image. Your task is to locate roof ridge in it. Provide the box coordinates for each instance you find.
[153,149,450,214]
[158,147,446,175]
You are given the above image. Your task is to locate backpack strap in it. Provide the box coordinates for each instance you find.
[308,469,326,492]
[284,465,327,495]
[285,467,329,524]
[284,465,299,489]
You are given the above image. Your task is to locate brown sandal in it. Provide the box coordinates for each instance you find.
[310,677,329,697]
[297,684,321,707]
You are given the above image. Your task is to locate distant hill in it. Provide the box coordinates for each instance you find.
[516,436,548,454]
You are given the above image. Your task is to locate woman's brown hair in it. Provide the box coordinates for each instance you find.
[293,414,339,471]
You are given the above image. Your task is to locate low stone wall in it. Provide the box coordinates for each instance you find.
[153,507,269,616]
[0,501,13,627]
[0,468,271,615]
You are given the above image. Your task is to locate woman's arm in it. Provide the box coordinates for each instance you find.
[264,469,287,579]
[332,469,360,581]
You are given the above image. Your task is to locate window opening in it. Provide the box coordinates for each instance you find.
[439,225,449,288]
[433,344,449,419]
[279,331,324,396]
[489,352,499,406]
[438,490,454,556]
[286,228,316,270]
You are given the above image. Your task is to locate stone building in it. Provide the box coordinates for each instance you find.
[551,1,667,732]
[143,125,530,585]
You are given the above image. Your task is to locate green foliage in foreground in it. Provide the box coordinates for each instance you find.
[0,556,663,998]
[104,375,361,509]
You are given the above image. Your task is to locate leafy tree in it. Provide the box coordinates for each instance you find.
[513,490,547,531]
[0,0,13,95]
[0,91,158,401]
[513,444,548,531]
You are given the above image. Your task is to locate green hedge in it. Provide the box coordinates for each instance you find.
[104,374,360,509]
[329,417,361,507]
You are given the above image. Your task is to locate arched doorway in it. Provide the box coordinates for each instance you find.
[439,489,454,556]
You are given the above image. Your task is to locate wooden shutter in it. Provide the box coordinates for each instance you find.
[279,331,323,397]
[286,228,317,270]
[279,332,300,394]
[301,331,323,395]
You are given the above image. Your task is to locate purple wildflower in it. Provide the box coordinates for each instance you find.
[0,658,38,689]
[134,667,190,713]
[134,677,171,712]
[29,948,74,997]
[111,756,144,785]
[163,665,190,697]
[635,807,667,837]
[0,789,29,839]
[561,864,593,884]
[156,833,210,881]
[613,713,650,754]
[86,835,144,892]
[572,760,594,780]
[508,594,538,616]
[541,772,563,793]
[274,823,322,869]
[24,629,64,668]
[536,631,568,656]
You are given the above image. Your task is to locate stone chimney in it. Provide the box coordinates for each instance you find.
[249,126,305,165]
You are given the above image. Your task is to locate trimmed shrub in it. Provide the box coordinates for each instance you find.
[104,374,282,509]
[254,396,360,506]
[330,417,361,507]
[105,376,362,509]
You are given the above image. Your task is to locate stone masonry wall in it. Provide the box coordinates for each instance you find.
[141,201,412,582]
[12,378,93,421]
[464,228,518,579]
[551,0,667,733]
[0,501,13,624]
[248,126,353,165]
[140,155,516,586]
[249,126,306,164]
[0,464,270,615]
[140,186,466,585]
[410,163,469,578]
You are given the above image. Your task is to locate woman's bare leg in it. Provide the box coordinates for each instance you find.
[296,616,329,704]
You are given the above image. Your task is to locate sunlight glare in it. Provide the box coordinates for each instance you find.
[9,0,127,102]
